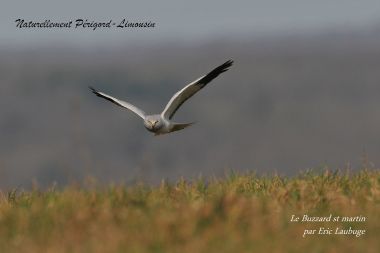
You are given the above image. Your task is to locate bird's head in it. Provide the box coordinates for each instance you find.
[144,115,163,132]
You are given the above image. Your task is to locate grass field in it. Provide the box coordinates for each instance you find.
[0,169,379,253]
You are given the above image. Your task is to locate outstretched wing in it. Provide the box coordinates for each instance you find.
[161,60,233,120]
[89,87,146,119]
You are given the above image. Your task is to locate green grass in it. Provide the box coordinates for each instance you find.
[0,169,379,253]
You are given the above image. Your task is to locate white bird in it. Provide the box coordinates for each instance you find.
[90,60,233,135]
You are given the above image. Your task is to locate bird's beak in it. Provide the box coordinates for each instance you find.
[148,120,157,129]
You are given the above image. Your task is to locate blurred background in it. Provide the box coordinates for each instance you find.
[1,0,380,188]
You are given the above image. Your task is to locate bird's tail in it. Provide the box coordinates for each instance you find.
[171,122,195,133]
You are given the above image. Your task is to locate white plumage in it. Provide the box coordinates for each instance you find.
[90,60,233,135]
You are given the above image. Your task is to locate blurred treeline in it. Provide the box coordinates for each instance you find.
[1,29,380,188]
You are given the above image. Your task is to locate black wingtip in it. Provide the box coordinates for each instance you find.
[197,59,234,85]
[218,59,234,73]
[89,86,100,96]
[222,59,233,69]
[225,59,234,66]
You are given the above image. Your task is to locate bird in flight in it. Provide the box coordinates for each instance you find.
[90,60,233,135]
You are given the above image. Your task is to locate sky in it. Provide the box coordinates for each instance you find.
[1,1,380,187]
[1,0,380,47]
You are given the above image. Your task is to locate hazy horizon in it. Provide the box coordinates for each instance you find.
[1,1,380,189]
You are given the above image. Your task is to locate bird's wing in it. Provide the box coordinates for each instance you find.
[161,60,233,120]
[89,87,146,119]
